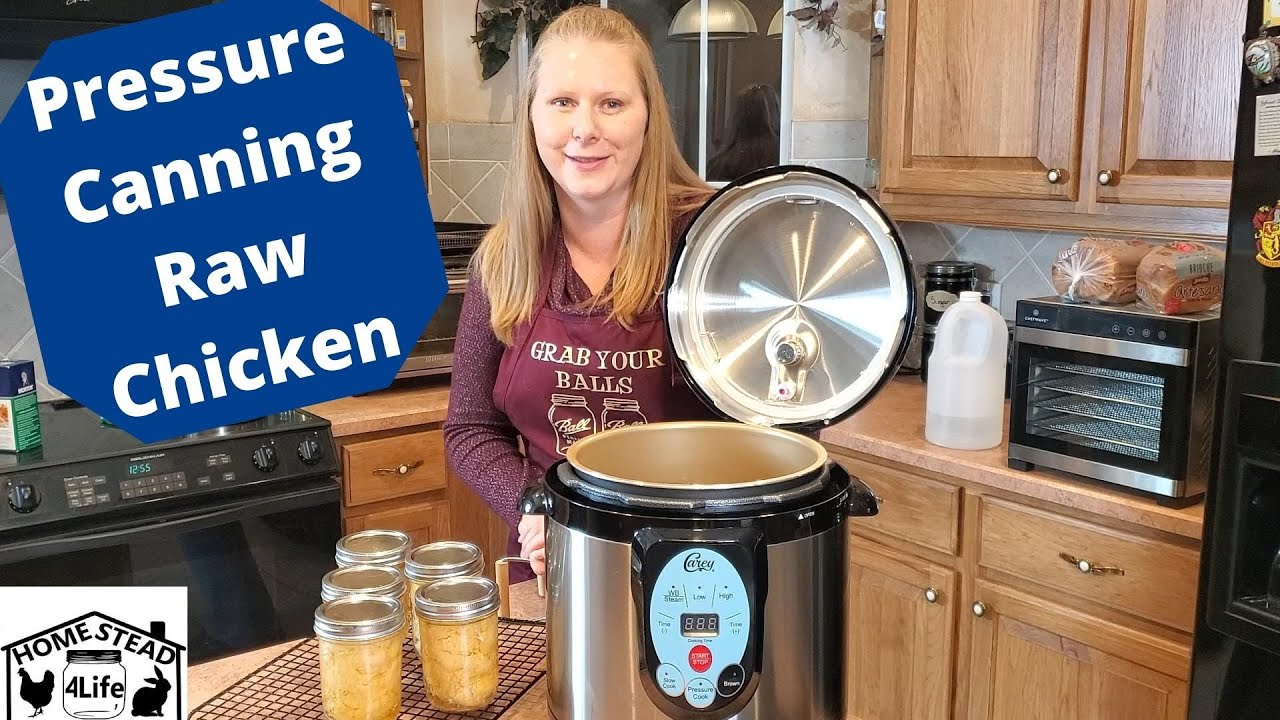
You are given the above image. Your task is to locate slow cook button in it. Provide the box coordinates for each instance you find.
[688,645,712,674]
[685,678,715,709]
[717,664,744,697]
[655,664,684,698]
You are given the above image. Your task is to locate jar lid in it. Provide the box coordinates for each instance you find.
[413,576,500,623]
[404,541,484,582]
[926,260,977,277]
[68,649,121,662]
[314,595,405,641]
[335,530,411,567]
[321,565,405,602]
[665,165,915,433]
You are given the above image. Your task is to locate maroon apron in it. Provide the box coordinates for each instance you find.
[493,237,715,579]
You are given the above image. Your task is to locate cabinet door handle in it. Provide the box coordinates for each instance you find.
[373,460,424,476]
[924,587,939,604]
[1097,170,1116,186]
[972,601,986,617]
[1046,168,1064,184]
[1059,552,1125,576]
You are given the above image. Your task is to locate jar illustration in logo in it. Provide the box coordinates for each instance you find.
[601,398,647,430]
[548,394,596,454]
[62,650,127,719]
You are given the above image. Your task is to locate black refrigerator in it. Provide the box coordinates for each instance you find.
[1188,5,1280,718]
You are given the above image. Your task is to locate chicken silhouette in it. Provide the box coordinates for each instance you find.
[130,665,171,717]
[16,668,55,717]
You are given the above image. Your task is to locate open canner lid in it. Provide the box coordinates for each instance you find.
[664,165,916,434]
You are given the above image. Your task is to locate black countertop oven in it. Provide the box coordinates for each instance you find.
[396,222,489,380]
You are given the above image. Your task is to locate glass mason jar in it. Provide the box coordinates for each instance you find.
[404,541,484,654]
[414,576,501,712]
[321,565,411,636]
[335,530,411,574]
[63,649,127,719]
[315,595,405,720]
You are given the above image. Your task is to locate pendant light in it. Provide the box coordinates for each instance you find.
[768,7,783,37]
[668,0,759,41]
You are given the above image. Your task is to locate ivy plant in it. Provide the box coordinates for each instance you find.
[788,0,845,50]
[471,0,595,81]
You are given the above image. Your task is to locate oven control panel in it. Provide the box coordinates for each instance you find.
[3,428,337,530]
[635,530,763,718]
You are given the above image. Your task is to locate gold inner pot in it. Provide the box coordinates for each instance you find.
[565,421,827,490]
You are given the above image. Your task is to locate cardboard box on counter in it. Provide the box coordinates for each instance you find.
[0,359,41,452]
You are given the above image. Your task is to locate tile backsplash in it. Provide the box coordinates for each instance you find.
[428,122,512,224]
[897,221,1077,320]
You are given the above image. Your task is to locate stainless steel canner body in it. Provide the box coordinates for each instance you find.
[543,519,848,720]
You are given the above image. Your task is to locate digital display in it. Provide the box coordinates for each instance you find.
[126,457,172,476]
[680,613,719,638]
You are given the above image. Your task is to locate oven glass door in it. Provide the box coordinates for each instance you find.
[403,280,463,369]
[1010,342,1192,483]
[0,478,340,663]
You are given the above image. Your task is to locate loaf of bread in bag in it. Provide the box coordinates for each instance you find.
[1135,241,1225,315]
[1050,237,1154,304]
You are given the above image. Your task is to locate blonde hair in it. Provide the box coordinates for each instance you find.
[474,5,713,345]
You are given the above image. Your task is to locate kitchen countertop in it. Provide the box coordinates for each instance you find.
[190,579,552,717]
[304,377,452,437]
[820,378,1204,540]
[302,374,1203,539]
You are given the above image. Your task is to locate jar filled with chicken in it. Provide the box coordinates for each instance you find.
[414,576,501,712]
[321,565,412,637]
[404,541,484,652]
[335,530,411,574]
[315,595,405,720]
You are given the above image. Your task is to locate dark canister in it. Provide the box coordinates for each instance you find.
[921,261,976,383]
[921,325,937,383]
[924,261,977,327]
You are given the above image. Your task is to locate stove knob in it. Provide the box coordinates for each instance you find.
[7,482,41,514]
[252,445,279,472]
[297,437,324,465]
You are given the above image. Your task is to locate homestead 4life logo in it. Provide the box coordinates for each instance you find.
[1,588,186,720]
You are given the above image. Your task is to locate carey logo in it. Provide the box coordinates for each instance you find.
[683,553,716,573]
[2,588,187,720]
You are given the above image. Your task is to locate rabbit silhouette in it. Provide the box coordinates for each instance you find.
[129,665,170,717]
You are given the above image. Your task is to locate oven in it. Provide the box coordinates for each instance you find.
[0,405,343,663]
[1007,296,1220,504]
[395,223,488,380]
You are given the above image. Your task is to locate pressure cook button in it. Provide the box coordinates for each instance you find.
[717,664,745,697]
[685,678,715,709]
[655,664,684,698]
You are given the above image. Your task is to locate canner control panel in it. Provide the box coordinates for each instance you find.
[637,534,762,717]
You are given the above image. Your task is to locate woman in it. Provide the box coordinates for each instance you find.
[443,6,719,580]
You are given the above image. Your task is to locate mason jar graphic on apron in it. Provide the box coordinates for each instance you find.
[601,398,647,430]
[548,394,597,454]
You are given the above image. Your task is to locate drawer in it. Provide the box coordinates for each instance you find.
[840,456,962,556]
[345,498,451,550]
[343,429,448,507]
[977,497,1199,632]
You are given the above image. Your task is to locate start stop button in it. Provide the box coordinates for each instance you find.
[689,645,713,674]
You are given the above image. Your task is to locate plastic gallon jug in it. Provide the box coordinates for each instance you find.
[925,291,1008,450]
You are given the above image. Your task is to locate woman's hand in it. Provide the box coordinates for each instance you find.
[518,514,546,577]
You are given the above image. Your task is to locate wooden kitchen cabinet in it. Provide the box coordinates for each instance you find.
[846,538,957,720]
[835,449,1198,720]
[319,0,370,28]
[336,422,511,579]
[877,0,1246,239]
[964,581,1190,720]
